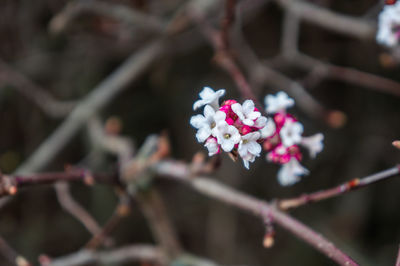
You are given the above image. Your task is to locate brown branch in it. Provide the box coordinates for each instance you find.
[0,171,118,198]
[0,235,31,266]
[153,160,359,266]
[44,244,167,266]
[85,191,130,250]
[189,8,262,110]
[55,182,103,238]
[278,165,400,210]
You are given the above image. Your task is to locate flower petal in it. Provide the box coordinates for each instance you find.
[196,127,211,143]
[190,114,206,129]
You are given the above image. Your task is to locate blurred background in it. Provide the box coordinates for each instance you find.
[0,0,399,265]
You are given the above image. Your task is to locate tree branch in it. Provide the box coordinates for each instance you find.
[154,160,359,266]
[278,165,400,210]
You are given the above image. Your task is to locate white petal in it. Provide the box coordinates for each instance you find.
[231,103,244,120]
[247,141,261,155]
[260,119,276,138]
[196,128,211,143]
[301,133,324,158]
[243,159,250,169]
[199,86,215,99]
[190,115,206,129]
[242,100,255,115]
[203,105,215,119]
[193,99,206,110]
[214,111,226,123]
[243,119,255,126]
[254,116,267,128]
[216,89,226,98]
[221,139,234,152]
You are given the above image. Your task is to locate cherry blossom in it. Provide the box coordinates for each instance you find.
[193,86,225,111]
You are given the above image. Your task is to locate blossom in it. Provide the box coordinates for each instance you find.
[204,137,220,156]
[301,133,324,158]
[376,2,400,47]
[193,86,225,110]
[213,121,241,152]
[238,132,262,158]
[190,105,219,143]
[264,91,294,114]
[231,100,261,126]
[241,152,257,170]
[277,158,309,186]
[279,120,303,147]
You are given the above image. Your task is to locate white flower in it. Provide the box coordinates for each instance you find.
[264,91,294,114]
[231,100,261,126]
[301,133,324,158]
[204,137,219,156]
[238,132,261,157]
[241,152,256,170]
[280,120,303,147]
[238,132,261,169]
[277,158,309,186]
[193,86,225,111]
[190,106,227,143]
[213,121,241,152]
[376,2,400,47]
[259,119,276,139]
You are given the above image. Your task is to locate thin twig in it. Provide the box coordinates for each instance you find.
[55,182,103,237]
[0,171,118,198]
[85,191,130,250]
[154,160,359,266]
[278,165,400,210]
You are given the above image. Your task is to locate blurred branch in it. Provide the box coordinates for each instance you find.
[275,0,376,39]
[49,0,165,34]
[0,235,30,266]
[190,6,261,110]
[220,0,236,50]
[85,190,130,250]
[45,244,167,266]
[154,160,358,266]
[278,165,400,210]
[55,182,104,239]
[396,245,400,266]
[136,189,182,258]
[0,59,76,118]
[287,53,400,97]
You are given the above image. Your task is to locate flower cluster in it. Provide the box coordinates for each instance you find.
[263,92,324,186]
[190,87,324,186]
[190,87,269,169]
[377,0,400,47]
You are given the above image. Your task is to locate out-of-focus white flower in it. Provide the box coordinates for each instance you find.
[280,120,303,147]
[376,2,400,47]
[259,119,276,139]
[193,86,225,110]
[301,133,324,158]
[277,158,309,186]
[264,91,294,114]
[213,121,241,152]
[231,100,261,126]
[204,137,219,156]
